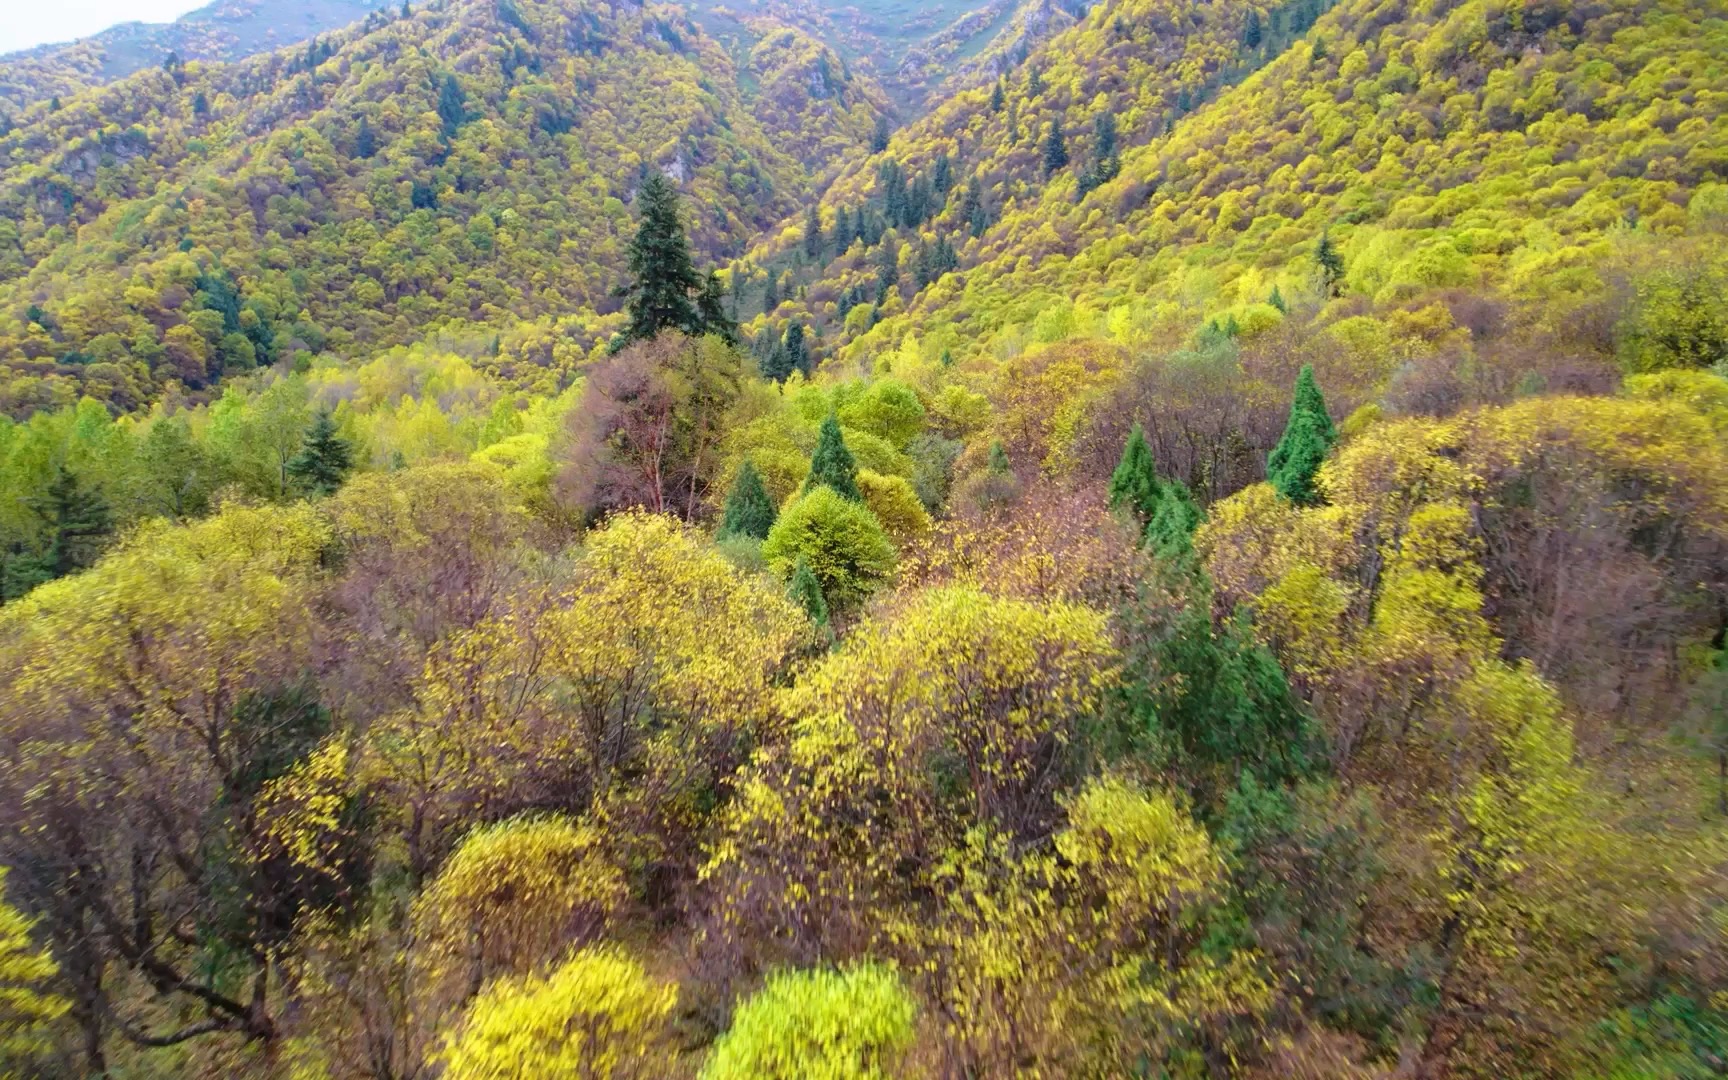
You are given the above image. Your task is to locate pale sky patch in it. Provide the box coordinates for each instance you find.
[1,2,208,55]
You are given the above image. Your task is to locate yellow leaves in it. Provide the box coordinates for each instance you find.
[1,501,327,734]
[258,738,355,879]
[437,946,675,1080]
[415,816,625,995]
[366,511,810,864]
[856,470,931,544]
[1057,775,1227,923]
[0,868,68,1064]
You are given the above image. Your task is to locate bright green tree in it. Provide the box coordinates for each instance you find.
[762,487,895,608]
[287,411,354,497]
[1267,365,1335,506]
[701,964,916,1080]
[719,461,777,541]
[804,414,861,501]
[1108,423,1161,522]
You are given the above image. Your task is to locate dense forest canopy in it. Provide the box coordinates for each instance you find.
[3,0,1728,1077]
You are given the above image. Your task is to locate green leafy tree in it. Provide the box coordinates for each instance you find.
[701,964,916,1079]
[804,414,861,501]
[287,411,354,497]
[787,555,830,628]
[719,461,777,541]
[1108,423,1161,522]
[1267,365,1335,506]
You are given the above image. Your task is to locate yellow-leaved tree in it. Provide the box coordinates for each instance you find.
[438,946,676,1080]
[366,510,813,885]
[0,868,68,1072]
[0,503,332,1054]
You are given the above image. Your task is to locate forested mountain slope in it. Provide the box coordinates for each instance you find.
[0,0,885,416]
[743,0,1728,370]
[687,0,1095,111]
[6,1,1728,1078]
[0,0,392,118]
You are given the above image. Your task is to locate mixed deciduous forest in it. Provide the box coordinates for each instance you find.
[3,0,1728,1076]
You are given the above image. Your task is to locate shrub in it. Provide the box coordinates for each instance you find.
[702,964,917,1080]
[762,487,897,607]
[439,947,675,1080]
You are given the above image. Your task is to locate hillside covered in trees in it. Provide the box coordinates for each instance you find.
[0,1,394,119]
[4,0,1728,1077]
[0,0,886,415]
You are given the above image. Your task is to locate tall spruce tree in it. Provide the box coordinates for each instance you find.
[804,414,861,501]
[803,206,823,260]
[1042,119,1069,176]
[436,73,467,139]
[1316,229,1345,296]
[287,411,355,496]
[782,322,810,378]
[1267,365,1335,505]
[619,172,703,348]
[697,273,738,345]
[719,461,777,541]
[1108,423,1162,522]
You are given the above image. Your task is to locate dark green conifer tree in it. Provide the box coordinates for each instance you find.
[1042,120,1069,177]
[989,79,1006,112]
[1108,423,1161,522]
[1269,283,1287,313]
[719,461,777,541]
[782,322,809,377]
[803,206,823,260]
[618,172,703,348]
[1267,365,1336,505]
[1145,477,1204,558]
[788,555,829,628]
[870,115,890,154]
[287,411,355,497]
[804,414,861,501]
[1316,228,1345,296]
[436,73,466,139]
[1243,8,1263,49]
[696,273,738,345]
[2,465,112,600]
